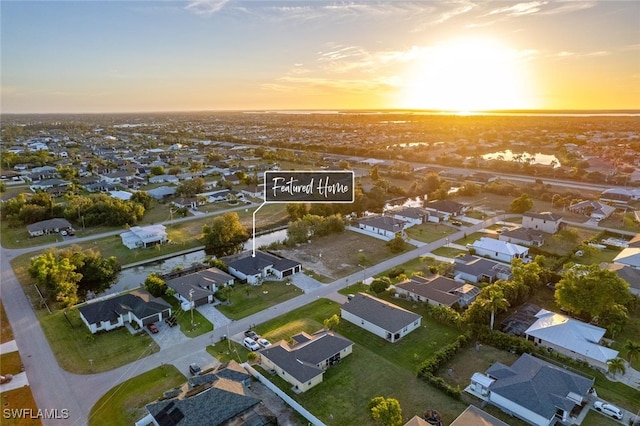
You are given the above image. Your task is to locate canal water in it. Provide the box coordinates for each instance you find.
[103,229,288,295]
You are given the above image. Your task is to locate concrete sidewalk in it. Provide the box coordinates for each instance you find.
[0,372,29,393]
[0,340,18,354]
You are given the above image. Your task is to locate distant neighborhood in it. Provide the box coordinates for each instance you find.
[1,112,639,426]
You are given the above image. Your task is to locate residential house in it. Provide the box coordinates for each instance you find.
[99,170,135,185]
[498,227,545,247]
[136,361,276,426]
[223,250,301,285]
[108,190,133,201]
[29,178,70,193]
[341,293,422,343]
[395,275,480,307]
[148,174,179,184]
[388,207,429,226]
[524,309,618,371]
[147,186,176,200]
[120,224,168,249]
[241,184,264,199]
[613,247,640,269]
[164,267,234,307]
[258,330,353,393]
[79,290,171,334]
[453,254,513,283]
[469,237,529,264]
[522,211,563,234]
[468,353,594,426]
[354,215,407,241]
[26,218,73,237]
[568,200,616,221]
[424,200,466,220]
[600,187,640,204]
[449,405,509,426]
[605,263,640,296]
[172,197,199,210]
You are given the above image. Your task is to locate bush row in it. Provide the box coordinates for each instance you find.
[417,333,471,377]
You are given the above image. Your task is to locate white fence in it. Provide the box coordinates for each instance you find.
[242,363,325,426]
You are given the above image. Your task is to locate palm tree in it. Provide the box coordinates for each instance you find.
[607,358,626,377]
[623,340,640,363]
[479,288,510,330]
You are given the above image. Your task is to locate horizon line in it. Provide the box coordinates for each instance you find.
[2,108,640,116]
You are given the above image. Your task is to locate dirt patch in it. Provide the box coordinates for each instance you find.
[249,379,304,425]
[272,231,391,279]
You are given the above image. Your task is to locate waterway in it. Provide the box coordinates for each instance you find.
[103,229,288,295]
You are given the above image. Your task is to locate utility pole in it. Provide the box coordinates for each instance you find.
[189,288,194,327]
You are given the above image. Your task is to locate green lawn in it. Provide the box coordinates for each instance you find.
[162,296,213,337]
[89,365,185,426]
[1,301,14,342]
[405,223,457,243]
[1,387,41,426]
[248,298,470,425]
[0,352,23,376]
[38,307,160,374]
[431,246,466,258]
[216,281,304,320]
[454,232,491,246]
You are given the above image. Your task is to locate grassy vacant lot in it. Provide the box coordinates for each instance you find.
[251,298,470,425]
[89,365,185,426]
[405,223,457,243]
[38,308,159,374]
[216,281,304,320]
[431,246,466,258]
[162,296,213,337]
[1,302,14,342]
[0,352,23,376]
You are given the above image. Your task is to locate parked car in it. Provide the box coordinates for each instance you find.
[451,220,462,226]
[189,363,201,375]
[243,337,261,351]
[594,401,623,420]
[244,330,258,340]
[256,338,271,348]
[147,323,159,334]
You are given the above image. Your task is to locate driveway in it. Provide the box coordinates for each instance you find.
[289,272,323,293]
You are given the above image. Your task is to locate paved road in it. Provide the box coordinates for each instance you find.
[1,212,635,425]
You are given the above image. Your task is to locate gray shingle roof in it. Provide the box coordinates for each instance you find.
[258,331,353,383]
[224,250,300,275]
[395,275,462,306]
[26,218,73,233]
[79,291,171,324]
[341,293,421,332]
[486,353,594,420]
[146,385,260,426]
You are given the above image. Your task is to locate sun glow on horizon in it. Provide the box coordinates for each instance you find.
[398,38,537,112]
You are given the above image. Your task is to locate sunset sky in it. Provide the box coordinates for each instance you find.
[2,1,639,113]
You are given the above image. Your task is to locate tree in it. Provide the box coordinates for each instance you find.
[323,314,340,331]
[607,357,626,377]
[554,264,632,322]
[479,287,510,330]
[149,165,165,176]
[202,212,249,257]
[286,203,308,220]
[130,191,153,209]
[387,234,406,253]
[28,251,82,307]
[623,340,640,363]
[368,396,403,426]
[510,193,534,213]
[59,247,121,295]
[176,177,206,197]
[144,274,167,297]
[370,165,380,181]
[371,277,391,295]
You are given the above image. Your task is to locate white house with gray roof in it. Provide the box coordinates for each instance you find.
[222,250,301,285]
[469,237,529,264]
[341,293,421,343]
[524,309,618,371]
[453,254,513,283]
[354,215,407,241]
[468,353,594,426]
[258,330,353,393]
[522,211,563,234]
